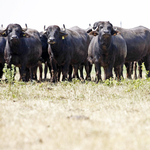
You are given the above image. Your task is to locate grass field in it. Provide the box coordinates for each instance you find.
[0,65,150,150]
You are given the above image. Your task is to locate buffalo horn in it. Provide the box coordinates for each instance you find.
[92,26,98,31]
[0,25,6,34]
[59,24,67,34]
[114,28,117,31]
[22,24,28,32]
[62,24,66,32]
[44,25,46,31]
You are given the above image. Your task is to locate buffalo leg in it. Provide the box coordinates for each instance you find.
[114,65,122,81]
[20,65,26,82]
[31,66,37,80]
[125,62,133,79]
[85,62,93,81]
[85,62,92,81]
[68,65,73,81]
[47,60,52,80]
[144,55,150,78]
[114,67,118,80]
[79,65,84,80]
[73,65,79,79]
[44,62,48,80]
[0,63,4,78]
[120,64,124,79]
[62,63,69,81]
[50,58,57,83]
[133,61,137,79]
[29,68,34,81]
[25,68,30,82]
[57,66,62,81]
[95,62,101,83]
[104,67,113,80]
[38,62,42,82]
[138,60,142,78]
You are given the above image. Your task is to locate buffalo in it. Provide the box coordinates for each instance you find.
[39,30,51,80]
[88,21,127,82]
[44,25,91,82]
[0,25,6,78]
[0,24,42,81]
[0,36,6,78]
[92,21,150,78]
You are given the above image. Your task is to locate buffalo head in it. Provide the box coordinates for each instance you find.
[98,21,119,37]
[44,24,68,44]
[96,21,120,49]
[92,21,119,36]
[0,24,30,44]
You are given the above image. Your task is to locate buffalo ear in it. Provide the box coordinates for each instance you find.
[60,24,68,39]
[111,28,120,36]
[21,32,31,38]
[0,30,7,37]
[59,31,68,40]
[88,31,98,36]
[43,26,47,35]
[86,29,92,33]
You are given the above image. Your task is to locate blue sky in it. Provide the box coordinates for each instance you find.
[0,0,150,31]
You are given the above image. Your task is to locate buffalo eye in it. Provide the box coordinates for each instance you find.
[7,29,12,34]
[16,30,21,35]
[44,31,48,37]
[107,26,111,30]
[99,25,103,29]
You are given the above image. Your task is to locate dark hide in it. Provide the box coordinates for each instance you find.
[88,21,127,82]
[0,24,42,81]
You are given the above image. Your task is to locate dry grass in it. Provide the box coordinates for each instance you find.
[0,67,150,150]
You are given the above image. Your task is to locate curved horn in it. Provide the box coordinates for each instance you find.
[44,25,46,31]
[62,24,66,31]
[92,26,98,31]
[114,28,117,31]
[22,23,28,32]
[0,24,5,31]
[0,25,7,35]
[60,24,68,38]
[25,23,27,29]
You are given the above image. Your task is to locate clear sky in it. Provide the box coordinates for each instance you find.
[0,0,150,31]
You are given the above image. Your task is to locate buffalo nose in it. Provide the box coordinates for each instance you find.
[103,30,109,34]
[11,35,18,40]
[48,37,56,44]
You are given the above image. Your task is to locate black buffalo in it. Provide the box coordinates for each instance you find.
[39,30,49,64]
[88,21,127,81]
[92,21,150,78]
[44,25,91,82]
[39,30,51,80]
[0,24,42,81]
[0,36,6,78]
[0,25,6,78]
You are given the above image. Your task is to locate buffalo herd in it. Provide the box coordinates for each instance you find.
[0,21,150,82]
